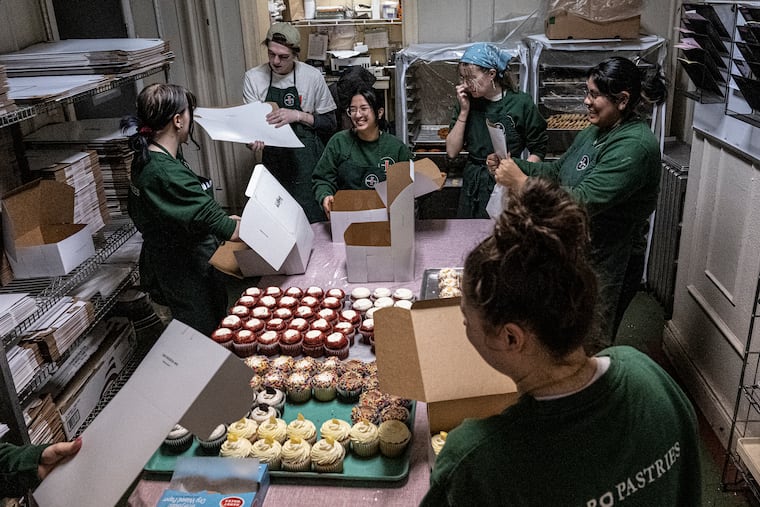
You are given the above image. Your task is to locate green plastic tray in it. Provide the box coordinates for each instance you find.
[143,398,415,483]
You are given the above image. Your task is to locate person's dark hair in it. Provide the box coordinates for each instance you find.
[587,56,668,118]
[264,34,300,54]
[121,83,198,171]
[462,178,598,357]
[348,87,389,132]
[458,62,517,93]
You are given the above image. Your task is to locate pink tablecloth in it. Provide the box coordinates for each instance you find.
[127,219,493,506]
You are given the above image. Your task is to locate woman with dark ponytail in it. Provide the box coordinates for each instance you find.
[488,56,668,353]
[422,178,701,507]
[122,83,241,337]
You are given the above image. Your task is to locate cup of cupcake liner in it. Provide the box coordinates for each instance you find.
[312,386,337,402]
[287,387,312,404]
[282,458,312,472]
[163,433,194,453]
[313,460,344,473]
[379,439,409,458]
[351,439,380,458]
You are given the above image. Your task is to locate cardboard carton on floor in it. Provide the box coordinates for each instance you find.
[545,11,640,39]
[336,158,445,282]
[34,320,253,507]
[1,179,95,279]
[374,298,518,436]
[210,164,314,278]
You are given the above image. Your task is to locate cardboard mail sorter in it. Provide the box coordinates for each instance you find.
[373,298,519,436]
[210,164,314,278]
[1,179,95,279]
[336,158,445,283]
[33,320,253,507]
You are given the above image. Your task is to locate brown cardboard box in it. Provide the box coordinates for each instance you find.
[374,298,518,435]
[545,11,641,40]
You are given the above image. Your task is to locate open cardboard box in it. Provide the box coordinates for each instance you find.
[374,298,518,436]
[335,158,445,282]
[545,11,641,39]
[1,179,95,279]
[210,164,314,278]
[34,320,253,507]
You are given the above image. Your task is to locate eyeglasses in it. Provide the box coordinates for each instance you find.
[347,105,372,116]
[582,87,606,100]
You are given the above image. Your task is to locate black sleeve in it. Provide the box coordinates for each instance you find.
[312,111,337,134]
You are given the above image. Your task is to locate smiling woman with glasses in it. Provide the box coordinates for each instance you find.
[313,87,413,219]
[487,56,668,354]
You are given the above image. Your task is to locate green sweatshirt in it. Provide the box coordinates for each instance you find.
[0,443,47,498]
[312,129,413,206]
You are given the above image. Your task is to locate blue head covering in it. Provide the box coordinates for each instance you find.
[460,43,512,78]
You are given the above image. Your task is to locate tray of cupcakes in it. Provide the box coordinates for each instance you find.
[420,267,463,300]
[145,284,417,481]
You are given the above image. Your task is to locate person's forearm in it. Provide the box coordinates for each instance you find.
[446,114,467,159]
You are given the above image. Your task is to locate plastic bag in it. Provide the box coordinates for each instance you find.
[486,184,508,220]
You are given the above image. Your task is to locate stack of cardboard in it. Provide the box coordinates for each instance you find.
[26,394,65,445]
[545,0,642,39]
[7,343,43,392]
[0,65,15,115]
[21,298,95,362]
[0,293,38,337]
[23,118,134,216]
[27,149,110,235]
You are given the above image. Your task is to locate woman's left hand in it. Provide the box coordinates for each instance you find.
[266,108,299,128]
[490,153,529,190]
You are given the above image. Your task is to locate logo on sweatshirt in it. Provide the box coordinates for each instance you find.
[576,155,590,171]
[365,174,380,188]
[284,92,297,108]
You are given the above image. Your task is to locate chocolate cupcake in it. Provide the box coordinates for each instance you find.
[257,330,281,356]
[302,330,325,358]
[232,329,258,357]
[284,286,304,299]
[324,332,349,360]
[279,329,303,356]
[163,424,193,453]
[210,327,234,350]
[198,424,228,455]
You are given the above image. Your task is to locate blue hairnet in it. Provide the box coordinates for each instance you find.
[461,43,512,78]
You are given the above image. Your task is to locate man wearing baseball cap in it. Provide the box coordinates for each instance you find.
[243,22,337,223]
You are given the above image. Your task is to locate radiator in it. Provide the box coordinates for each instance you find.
[647,141,691,319]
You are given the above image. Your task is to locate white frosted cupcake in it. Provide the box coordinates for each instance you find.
[392,287,414,301]
[257,415,287,444]
[311,436,346,473]
[227,417,258,443]
[431,431,448,456]
[286,413,317,445]
[319,418,351,451]
[350,286,371,301]
[351,298,373,315]
[371,287,392,301]
[250,437,282,470]
[349,419,380,457]
[373,296,394,309]
[219,434,253,458]
[249,403,280,423]
[280,437,312,472]
[393,299,413,309]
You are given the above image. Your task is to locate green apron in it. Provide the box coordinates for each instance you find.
[135,143,229,336]
[263,67,327,223]
[457,94,524,219]
[334,151,389,190]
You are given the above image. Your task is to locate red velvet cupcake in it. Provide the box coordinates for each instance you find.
[279,329,303,356]
[284,286,304,299]
[326,288,345,301]
[244,317,265,335]
[236,295,258,308]
[242,287,262,299]
[259,295,278,309]
[251,306,272,321]
[265,286,283,299]
[220,314,243,331]
[257,330,281,356]
[210,327,234,349]
[233,329,258,357]
[278,296,299,309]
[317,308,338,325]
[305,286,324,301]
[229,305,250,319]
[295,305,316,321]
[334,321,356,346]
[324,332,350,360]
[310,318,333,334]
[300,296,321,309]
[339,309,361,329]
[359,319,374,345]
[273,308,293,322]
[321,296,342,310]
[266,318,287,332]
[288,317,310,333]
[302,330,325,358]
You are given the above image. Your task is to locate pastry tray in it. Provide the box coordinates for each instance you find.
[420,267,463,300]
[143,398,415,483]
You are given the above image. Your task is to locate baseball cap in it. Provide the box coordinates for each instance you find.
[266,22,300,50]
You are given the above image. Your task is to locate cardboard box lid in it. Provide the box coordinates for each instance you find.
[374,298,517,403]
[240,164,309,271]
[333,189,386,212]
[2,179,76,239]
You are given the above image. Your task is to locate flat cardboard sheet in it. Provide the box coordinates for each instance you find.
[33,320,252,507]
[194,102,304,147]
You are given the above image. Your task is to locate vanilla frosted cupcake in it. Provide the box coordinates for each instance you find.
[319,418,351,451]
[250,437,282,470]
[220,434,253,458]
[378,420,412,458]
[350,287,371,301]
[371,287,392,301]
[257,415,287,444]
[349,419,380,457]
[311,436,346,473]
[286,413,317,445]
[373,296,394,309]
[227,417,258,443]
[392,287,414,302]
[431,431,448,456]
[281,437,312,472]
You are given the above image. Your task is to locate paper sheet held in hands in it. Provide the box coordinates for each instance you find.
[486,118,509,158]
[194,102,304,148]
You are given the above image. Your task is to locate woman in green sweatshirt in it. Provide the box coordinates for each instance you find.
[0,438,81,498]
[123,83,241,337]
[312,87,413,219]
